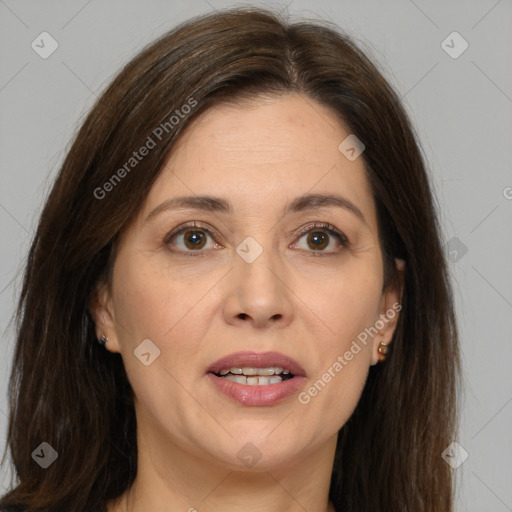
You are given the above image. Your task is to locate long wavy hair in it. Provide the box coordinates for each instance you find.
[0,7,460,511]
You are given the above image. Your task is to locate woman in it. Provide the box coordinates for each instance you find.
[0,7,460,512]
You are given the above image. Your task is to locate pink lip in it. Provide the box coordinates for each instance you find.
[206,373,307,406]
[206,350,307,407]
[206,350,306,377]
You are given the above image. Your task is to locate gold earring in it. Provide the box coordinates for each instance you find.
[377,341,389,362]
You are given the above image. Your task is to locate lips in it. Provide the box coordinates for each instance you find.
[206,350,307,377]
[206,350,307,406]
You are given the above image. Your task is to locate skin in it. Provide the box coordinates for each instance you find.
[92,93,403,512]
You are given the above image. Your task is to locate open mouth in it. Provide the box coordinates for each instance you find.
[206,352,306,406]
[212,366,295,385]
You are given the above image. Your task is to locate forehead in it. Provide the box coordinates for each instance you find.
[141,93,376,222]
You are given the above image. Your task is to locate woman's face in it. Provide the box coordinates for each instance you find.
[94,93,401,471]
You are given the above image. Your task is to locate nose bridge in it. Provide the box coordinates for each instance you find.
[233,206,279,267]
[234,232,283,291]
[225,230,294,326]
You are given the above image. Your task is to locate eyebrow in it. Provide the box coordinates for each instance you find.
[145,193,367,224]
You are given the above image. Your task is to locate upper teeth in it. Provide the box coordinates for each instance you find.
[219,366,290,376]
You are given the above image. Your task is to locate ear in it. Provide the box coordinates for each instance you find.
[89,278,122,353]
[370,258,405,365]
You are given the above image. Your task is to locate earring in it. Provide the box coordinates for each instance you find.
[377,341,389,362]
[99,334,108,347]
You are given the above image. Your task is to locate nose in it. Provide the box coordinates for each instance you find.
[223,242,295,329]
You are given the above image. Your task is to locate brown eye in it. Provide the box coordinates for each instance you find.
[307,231,329,250]
[182,230,207,250]
[292,222,349,254]
[164,222,219,255]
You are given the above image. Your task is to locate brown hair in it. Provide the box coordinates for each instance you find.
[0,7,460,511]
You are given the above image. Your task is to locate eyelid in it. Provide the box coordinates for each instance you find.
[293,222,349,247]
[163,220,350,254]
[163,221,222,246]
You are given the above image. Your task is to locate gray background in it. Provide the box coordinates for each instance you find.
[1,0,511,510]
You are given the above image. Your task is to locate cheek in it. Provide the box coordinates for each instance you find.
[314,258,383,344]
[296,262,382,425]
[111,250,220,365]
[301,358,370,432]
[110,253,218,424]
[298,310,374,433]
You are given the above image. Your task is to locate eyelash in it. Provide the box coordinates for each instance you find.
[163,221,349,257]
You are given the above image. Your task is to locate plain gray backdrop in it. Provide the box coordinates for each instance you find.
[1,1,511,511]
